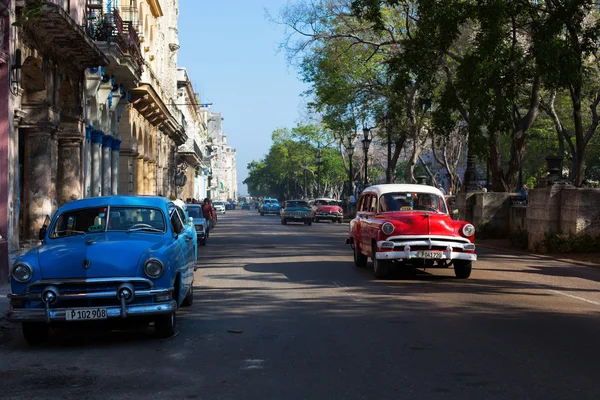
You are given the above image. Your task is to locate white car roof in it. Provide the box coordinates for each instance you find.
[363,184,445,197]
[315,198,337,202]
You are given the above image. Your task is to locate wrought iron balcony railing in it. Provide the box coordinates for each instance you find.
[85,7,143,74]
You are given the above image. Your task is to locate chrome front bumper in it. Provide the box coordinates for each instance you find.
[5,300,177,323]
[376,250,476,261]
[374,237,477,261]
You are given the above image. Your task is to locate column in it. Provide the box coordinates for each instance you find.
[83,125,93,198]
[143,158,150,195]
[136,155,144,195]
[22,128,57,240]
[57,136,83,206]
[111,139,121,195]
[149,161,157,195]
[102,134,112,196]
[91,130,103,197]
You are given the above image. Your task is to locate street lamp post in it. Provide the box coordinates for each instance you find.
[316,147,322,196]
[361,127,372,187]
[346,137,355,196]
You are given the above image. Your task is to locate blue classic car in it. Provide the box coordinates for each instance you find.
[6,196,197,345]
[259,198,281,216]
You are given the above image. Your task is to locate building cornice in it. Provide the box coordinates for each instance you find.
[147,0,164,18]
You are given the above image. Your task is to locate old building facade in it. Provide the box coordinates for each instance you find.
[0,0,205,281]
[207,112,237,201]
[175,68,211,201]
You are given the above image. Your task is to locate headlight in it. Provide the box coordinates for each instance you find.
[144,259,164,279]
[462,224,475,237]
[12,262,33,283]
[381,222,395,235]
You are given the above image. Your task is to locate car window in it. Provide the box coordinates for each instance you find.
[175,207,187,225]
[369,195,377,212]
[286,201,308,208]
[107,207,165,232]
[379,192,447,213]
[50,206,109,237]
[187,206,203,219]
[169,207,185,234]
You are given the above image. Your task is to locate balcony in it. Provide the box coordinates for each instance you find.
[179,140,204,166]
[20,1,108,69]
[86,6,143,80]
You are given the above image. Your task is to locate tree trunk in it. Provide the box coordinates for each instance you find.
[489,132,508,192]
[570,84,586,186]
[406,138,421,183]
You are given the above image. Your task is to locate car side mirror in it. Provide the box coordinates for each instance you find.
[188,217,194,224]
[452,209,460,220]
[38,226,47,241]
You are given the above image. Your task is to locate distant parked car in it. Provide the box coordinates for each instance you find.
[313,198,344,223]
[281,200,313,225]
[213,201,226,214]
[259,198,281,216]
[241,202,250,210]
[186,203,208,246]
[6,196,197,345]
[347,184,476,279]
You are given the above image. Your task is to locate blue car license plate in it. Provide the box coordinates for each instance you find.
[65,308,108,321]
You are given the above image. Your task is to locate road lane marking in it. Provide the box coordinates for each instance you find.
[548,289,600,306]
[332,281,362,302]
[241,359,265,370]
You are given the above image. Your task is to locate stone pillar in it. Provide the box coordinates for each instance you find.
[111,139,121,195]
[22,128,57,240]
[143,158,150,195]
[83,125,93,198]
[91,130,103,197]
[102,134,112,196]
[57,136,83,206]
[136,156,144,195]
[149,161,156,195]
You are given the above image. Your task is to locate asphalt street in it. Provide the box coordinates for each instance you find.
[1,209,600,399]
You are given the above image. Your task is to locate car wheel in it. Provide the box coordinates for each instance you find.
[181,285,194,307]
[454,260,472,279]
[307,219,312,226]
[281,218,287,225]
[199,237,207,246]
[338,218,343,223]
[260,212,264,216]
[353,243,368,268]
[155,312,177,338]
[372,244,390,279]
[315,218,320,223]
[22,322,50,346]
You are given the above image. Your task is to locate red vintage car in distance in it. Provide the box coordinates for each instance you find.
[347,184,476,279]
[313,198,344,223]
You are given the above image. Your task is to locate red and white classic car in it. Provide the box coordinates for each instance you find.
[347,184,476,279]
[313,198,344,223]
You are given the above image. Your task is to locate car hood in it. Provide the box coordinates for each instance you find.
[264,203,280,208]
[284,207,311,212]
[38,233,167,279]
[384,212,456,236]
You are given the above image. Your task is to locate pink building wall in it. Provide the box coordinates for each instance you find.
[0,0,10,281]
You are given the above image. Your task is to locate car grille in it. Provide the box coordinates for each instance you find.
[287,211,308,217]
[27,278,153,294]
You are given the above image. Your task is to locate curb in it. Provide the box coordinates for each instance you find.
[477,244,600,269]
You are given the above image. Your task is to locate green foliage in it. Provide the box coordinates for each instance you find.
[540,232,600,253]
[12,0,47,27]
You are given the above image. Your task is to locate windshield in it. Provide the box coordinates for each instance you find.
[187,206,203,219]
[379,192,447,213]
[286,201,309,208]
[50,206,166,238]
[315,199,337,206]
[214,202,225,206]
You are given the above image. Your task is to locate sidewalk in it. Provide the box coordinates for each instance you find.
[0,282,9,323]
[477,239,600,268]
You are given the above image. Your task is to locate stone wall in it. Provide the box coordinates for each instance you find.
[510,205,527,232]
[526,186,600,251]
[455,192,514,237]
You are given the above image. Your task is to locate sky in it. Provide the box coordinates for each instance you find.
[177,0,309,196]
